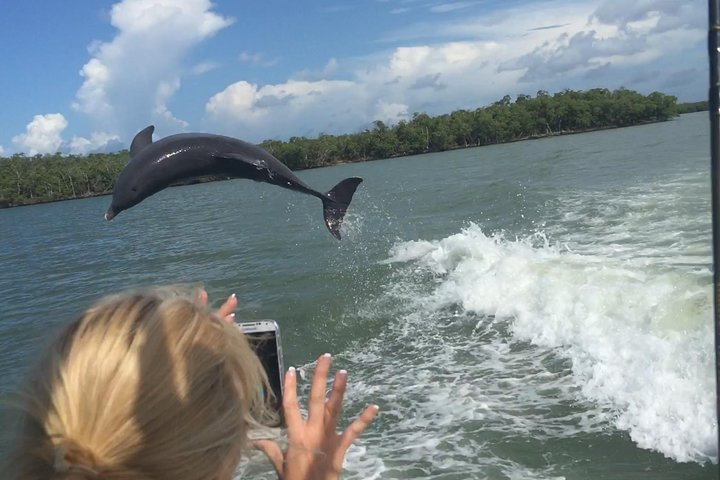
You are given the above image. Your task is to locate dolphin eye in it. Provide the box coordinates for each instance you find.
[131,187,138,192]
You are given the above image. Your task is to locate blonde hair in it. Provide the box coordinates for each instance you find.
[5,286,276,480]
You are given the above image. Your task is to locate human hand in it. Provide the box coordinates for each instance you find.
[255,354,379,480]
[197,289,237,323]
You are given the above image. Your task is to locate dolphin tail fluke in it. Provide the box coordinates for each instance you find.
[322,177,363,240]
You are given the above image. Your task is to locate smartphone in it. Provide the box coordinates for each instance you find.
[238,321,285,426]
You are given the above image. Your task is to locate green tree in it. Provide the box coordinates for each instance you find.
[0,87,682,208]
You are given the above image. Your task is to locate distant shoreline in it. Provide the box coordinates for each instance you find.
[1,114,698,211]
[1,85,706,210]
[1,190,113,209]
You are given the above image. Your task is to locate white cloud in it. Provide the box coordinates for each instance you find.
[73,0,233,142]
[378,2,596,43]
[204,0,704,143]
[592,0,702,34]
[12,114,68,155]
[69,132,122,155]
[0,145,5,156]
[204,38,528,141]
[373,100,409,125]
[507,0,704,84]
[154,78,188,129]
[10,114,120,155]
[75,58,113,118]
[207,41,511,140]
[206,79,366,139]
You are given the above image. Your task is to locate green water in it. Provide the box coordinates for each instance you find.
[0,112,716,478]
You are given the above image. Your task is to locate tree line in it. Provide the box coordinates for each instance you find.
[676,100,708,114]
[0,87,696,208]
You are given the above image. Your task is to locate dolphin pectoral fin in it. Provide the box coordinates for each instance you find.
[130,125,154,158]
[322,177,363,240]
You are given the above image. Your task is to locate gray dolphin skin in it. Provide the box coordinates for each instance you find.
[105,125,363,240]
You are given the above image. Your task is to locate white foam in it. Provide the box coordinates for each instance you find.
[246,167,715,478]
[545,171,711,273]
[382,223,716,464]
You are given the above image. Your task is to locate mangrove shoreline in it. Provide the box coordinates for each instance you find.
[0,88,707,209]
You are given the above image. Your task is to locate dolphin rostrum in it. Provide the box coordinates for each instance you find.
[105,126,363,240]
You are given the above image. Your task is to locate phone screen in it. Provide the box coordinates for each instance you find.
[242,326,284,426]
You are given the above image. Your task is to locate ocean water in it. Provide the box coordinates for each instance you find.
[0,112,716,478]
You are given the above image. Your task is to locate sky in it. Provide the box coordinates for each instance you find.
[0,0,706,156]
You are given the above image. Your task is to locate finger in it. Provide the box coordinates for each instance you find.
[308,353,331,426]
[325,369,347,430]
[196,289,208,306]
[283,367,304,433]
[338,404,379,453]
[216,293,237,321]
[253,440,285,478]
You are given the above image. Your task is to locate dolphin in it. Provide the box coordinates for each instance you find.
[105,125,363,240]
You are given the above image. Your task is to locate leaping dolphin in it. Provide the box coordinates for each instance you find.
[105,126,363,240]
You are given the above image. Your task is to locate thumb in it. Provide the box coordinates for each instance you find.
[253,440,285,478]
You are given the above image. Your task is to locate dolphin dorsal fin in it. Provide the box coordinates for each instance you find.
[130,125,155,157]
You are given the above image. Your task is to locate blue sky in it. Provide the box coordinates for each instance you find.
[0,0,705,156]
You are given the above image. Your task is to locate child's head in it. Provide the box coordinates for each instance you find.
[7,286,275,480]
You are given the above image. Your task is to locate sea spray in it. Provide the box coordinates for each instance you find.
[381,224,716,464]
